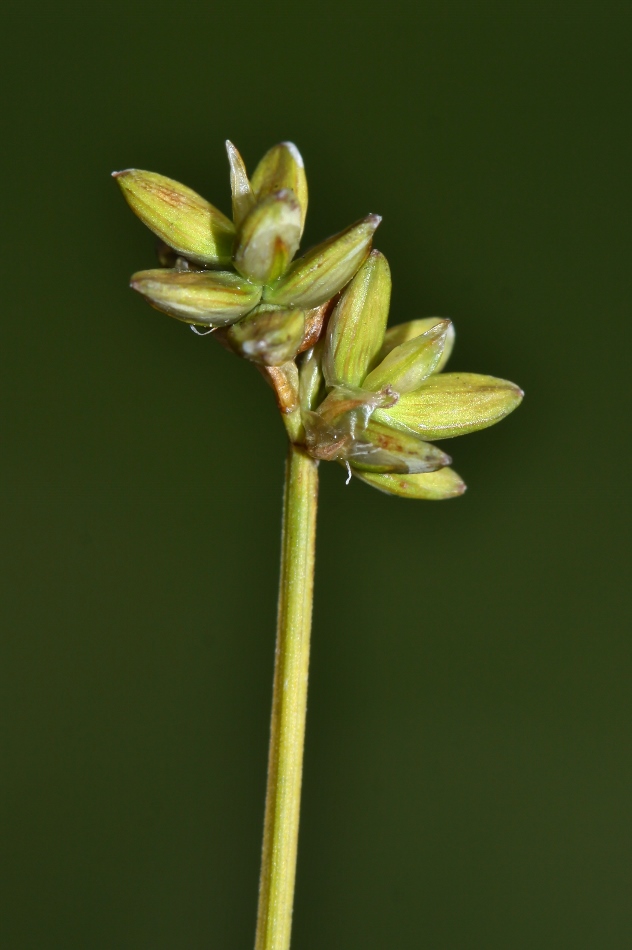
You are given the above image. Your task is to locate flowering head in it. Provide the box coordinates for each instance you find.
[114,140,523,498]
[114,142,380,365]
[299,251,523,499]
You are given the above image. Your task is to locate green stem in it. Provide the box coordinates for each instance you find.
[255,444,319,950]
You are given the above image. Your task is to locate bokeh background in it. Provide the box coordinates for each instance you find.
[2,3,631,947]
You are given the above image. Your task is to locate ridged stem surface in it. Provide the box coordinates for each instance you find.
[255,445,319,950]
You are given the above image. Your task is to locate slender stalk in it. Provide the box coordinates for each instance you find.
[255,444,319,950]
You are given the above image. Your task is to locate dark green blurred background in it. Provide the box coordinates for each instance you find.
[2,4,631,947]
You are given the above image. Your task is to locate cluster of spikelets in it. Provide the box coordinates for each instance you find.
[114,141,523,499]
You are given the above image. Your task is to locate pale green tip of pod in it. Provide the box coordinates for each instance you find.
[224,304,306,366]
[233,190,302,285]
[262,214,382,309]
[352,466,467,500]
[363,319,452,393]
[225,140,255,230]
[130,268,261,327]
[378,317,456,372]
[113,169,235,266]
[251,141,308,234]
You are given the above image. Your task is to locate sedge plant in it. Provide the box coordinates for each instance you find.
[113,140,523,950]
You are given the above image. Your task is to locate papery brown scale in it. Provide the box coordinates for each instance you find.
[260,361,301,415]
[297,298,336,354]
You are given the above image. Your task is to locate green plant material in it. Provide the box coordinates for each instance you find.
[363,319,451,393]
[254,445,318,950]
[323,249,391,386]
[251,142,308,234]
[263,215,381,309]
[233,190,302,284]
[113,169,235,265]
[302,392,450,475]
[225,304,306,366]
[115,142,376,347]
[353,467,467,499]
[225,140,255,229]
[307,382,396,435]
[346,420,452,474]
[300,254,523,494]
[298,342,325,413]
[114,139,525,950]
[377,316,456,370]
[130,269,261,326]
[373,373,524,440]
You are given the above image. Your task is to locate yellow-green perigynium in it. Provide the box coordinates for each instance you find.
[113,141,380,366]
[298,250,524,499]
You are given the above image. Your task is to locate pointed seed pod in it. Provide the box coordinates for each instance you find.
[323,250,391,387]
[225,140,255,229]
[263,215,381,310]
[233,190,302,284]
[113,169,235,265]
[130,269,261,327]
[363,319,452,393]
[352,466,467,500]
[224,304,306,366]
[374,372,524,440]
[347,421,452,474]
[251,142,308,234]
